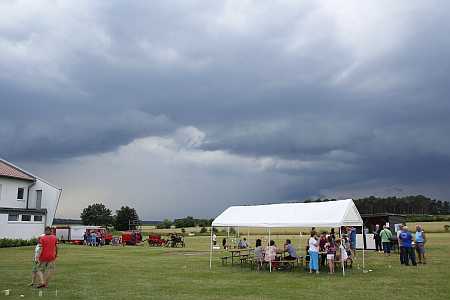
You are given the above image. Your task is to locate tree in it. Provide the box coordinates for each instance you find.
[174,216,196,228]
[156,219,173,229]
[114,206,139,231]
[80,203,113,226]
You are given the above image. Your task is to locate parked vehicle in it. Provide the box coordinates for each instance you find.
[147,235,166,246]
[54,226,112,245]
[121,230,142,245]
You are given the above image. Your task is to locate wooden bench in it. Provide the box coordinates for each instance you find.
[221,256,232,265]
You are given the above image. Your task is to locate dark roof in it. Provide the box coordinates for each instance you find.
[361,213,406,218]
[0,207,47,214]
[0,159,35,181]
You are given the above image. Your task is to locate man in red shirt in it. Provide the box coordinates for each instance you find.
[36,226,58,288]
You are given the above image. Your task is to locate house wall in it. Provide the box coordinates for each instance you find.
[0,176,61,239]
[0,177,31,208]
[0,213,46,239]
[28,178,61,226]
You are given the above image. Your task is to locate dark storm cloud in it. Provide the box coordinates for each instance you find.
[1,1,450,218]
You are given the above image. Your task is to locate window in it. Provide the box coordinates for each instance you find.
[17,188,24,200]
[8,214,19,221]
[36,190,42,209]
[33,215,43,222]
[21,214,31,221]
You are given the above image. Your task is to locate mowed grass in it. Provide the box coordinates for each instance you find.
[1,233,449,300]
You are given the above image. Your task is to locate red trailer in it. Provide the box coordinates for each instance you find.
[121,230,142,245]
[147,235,166,246]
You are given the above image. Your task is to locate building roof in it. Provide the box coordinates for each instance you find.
[212,199,363,228]
[361,213,406,218]
[0,159,35,181]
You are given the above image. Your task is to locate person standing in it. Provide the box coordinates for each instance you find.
[399,226,416,266]
[415,225,426,264]
[325,236,336,274]
[36,226,58,288]
[212,233,217,246]
[319,232,327,268]
[374,224,382,253]
[397,224,405,264]
[308,232,320,274]
[380,225,392,256]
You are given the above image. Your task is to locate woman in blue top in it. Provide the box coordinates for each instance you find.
[415,225,426,264]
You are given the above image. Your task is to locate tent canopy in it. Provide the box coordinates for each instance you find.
[212,199,363,228]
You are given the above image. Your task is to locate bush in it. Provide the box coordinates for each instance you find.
[200,227,207,233]
[444,225,450,232]
[0,238,38,248]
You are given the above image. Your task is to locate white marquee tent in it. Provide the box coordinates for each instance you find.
[209,199,365,275]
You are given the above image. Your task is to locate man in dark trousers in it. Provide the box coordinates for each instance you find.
[36,226,58,288]
[399,226,416,266]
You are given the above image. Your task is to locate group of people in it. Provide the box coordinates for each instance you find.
[83,230,106,246]
[254,238,299,270]
[30,226,58,289]
[307,227,355,274]
[374,224,427,266]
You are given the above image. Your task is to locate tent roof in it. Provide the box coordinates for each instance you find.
[212,199,363,228]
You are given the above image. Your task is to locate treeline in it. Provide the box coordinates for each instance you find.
[156,216,213,229]
[80,203,140,231]
[304,195,450,215]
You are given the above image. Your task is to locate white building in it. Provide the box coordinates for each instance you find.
[0,158,62,240]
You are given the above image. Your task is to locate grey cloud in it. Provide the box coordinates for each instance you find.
[1,1,450,218]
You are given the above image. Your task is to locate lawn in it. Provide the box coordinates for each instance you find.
[1,233,449,300]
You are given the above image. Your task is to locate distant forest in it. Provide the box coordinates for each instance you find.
[304,195,450,215]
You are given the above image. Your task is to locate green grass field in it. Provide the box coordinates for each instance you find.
[1,233,449,300]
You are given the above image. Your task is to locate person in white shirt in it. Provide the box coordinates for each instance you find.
[308,232,319,273]
[212,233,217,246]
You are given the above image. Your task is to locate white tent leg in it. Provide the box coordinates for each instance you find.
[209,227,213,270]
[340,227,345,276]
[268,227,272,272]
[237,226,240,238]
[227,227,230,249]
[362,225,365,271]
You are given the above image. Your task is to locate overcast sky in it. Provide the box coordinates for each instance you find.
[1,1,450,220]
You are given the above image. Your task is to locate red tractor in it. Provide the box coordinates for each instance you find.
[147,235,166,246]
[121,230,143,245]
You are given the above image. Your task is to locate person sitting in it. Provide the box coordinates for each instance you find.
[264,240,279,268]
[284,239,297,260]
[238,238,248,249]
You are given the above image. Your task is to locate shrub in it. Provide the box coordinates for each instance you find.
[200,227,207,233]
[0,238,38,248]
[444,225,450,232]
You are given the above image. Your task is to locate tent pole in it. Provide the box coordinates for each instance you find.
[209,227,213,270]
[237,226,240,239]
[268,227,272,272]
[362,225,365,271]
[227,226,230,249]
[340,226,345,276]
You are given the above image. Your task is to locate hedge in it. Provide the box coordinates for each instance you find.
[0,238,38,248]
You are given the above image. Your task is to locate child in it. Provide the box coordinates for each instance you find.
[325,236,336,274]
[29,238,42,286]
[336,239,348,268]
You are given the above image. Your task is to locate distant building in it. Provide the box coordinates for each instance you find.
[0,158,62,240]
